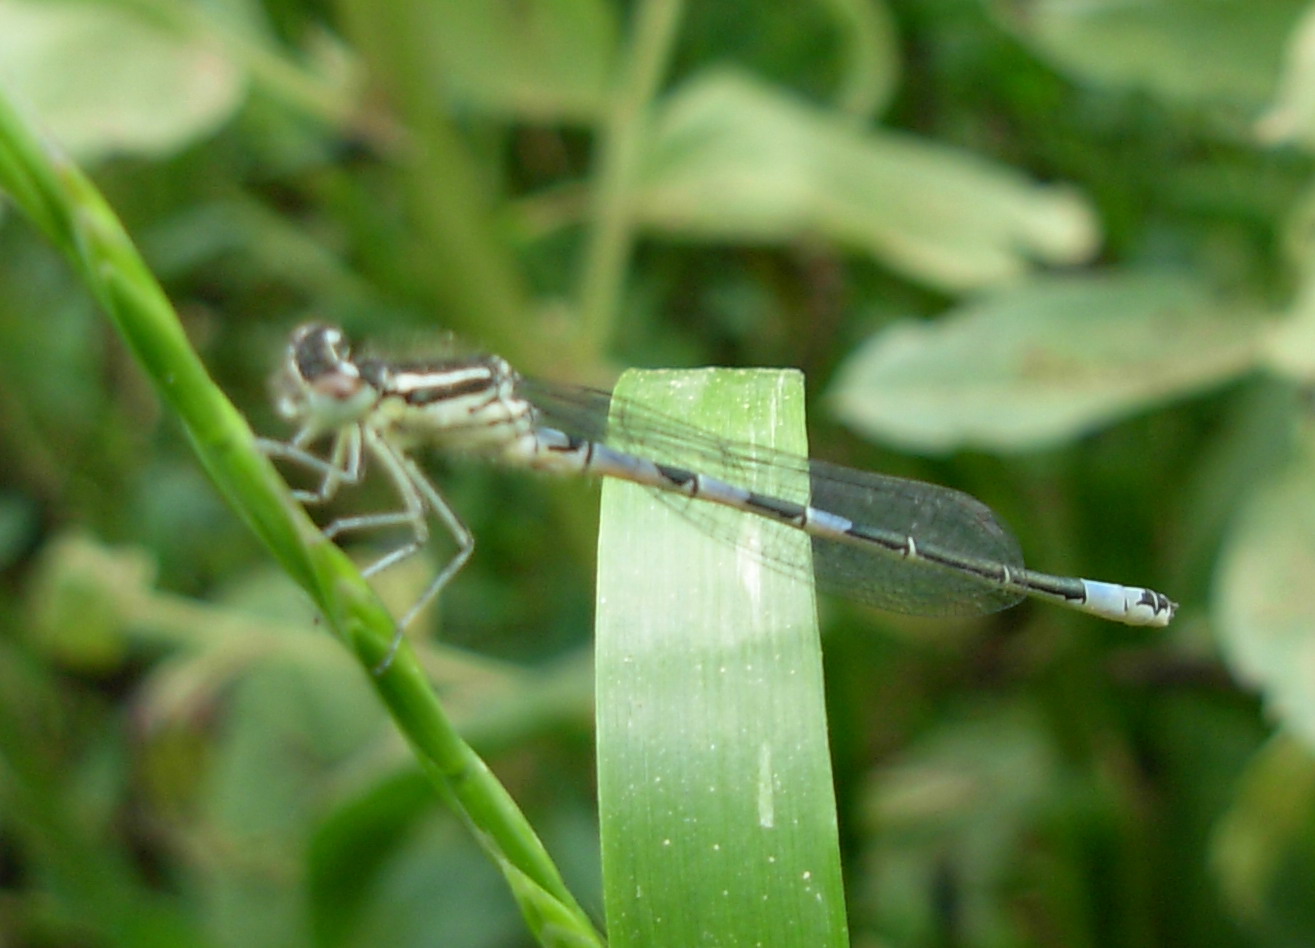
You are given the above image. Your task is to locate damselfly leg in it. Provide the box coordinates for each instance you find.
[256,425,363,505]
[258,418,473,672]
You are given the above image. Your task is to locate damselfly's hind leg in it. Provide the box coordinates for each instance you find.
[256,426,364,505]
[348,430,473,675]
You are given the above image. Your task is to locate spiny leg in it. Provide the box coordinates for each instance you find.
[392,452,474,628]
[305,426,363,503]
[323,510,423,542]
[360,429,474,675]
[263,424,441,579]
[256,426,364,504]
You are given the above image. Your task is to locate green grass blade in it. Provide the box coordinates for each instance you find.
[0,85,601,948]
[596,368,850,946]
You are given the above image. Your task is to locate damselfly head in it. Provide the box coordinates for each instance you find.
[272,323,380,434]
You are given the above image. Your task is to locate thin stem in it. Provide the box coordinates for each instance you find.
[336,0,529,348]
[0,85,601,948]
[577,0,686,358]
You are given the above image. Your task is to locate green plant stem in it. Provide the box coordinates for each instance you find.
[0,86,600,948]
[335,0,530,351]
[577,0,685,358]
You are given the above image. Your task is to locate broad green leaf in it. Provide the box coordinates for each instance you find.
[637,70,1098,291]
[987,0,1307,108]
[1212,736,1315,930]
[1256,5,1315,145]
[0,0,245,162]
[1216,429,1315,751]
[828,271,1264,453]
[1265,292,1315,382]
[1265,206,1315,381]
[27,532,150,668]
[596,369,848,948]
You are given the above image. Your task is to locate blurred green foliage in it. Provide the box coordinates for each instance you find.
[3,0,1315,945]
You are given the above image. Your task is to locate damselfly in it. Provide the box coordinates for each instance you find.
[259,324,1176,670]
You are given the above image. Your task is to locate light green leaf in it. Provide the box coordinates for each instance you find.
[595,369,848,947]
[1259,190,1315,377]
[424,0,616,122]
[637,70,1098,291]
[0,0,245,162]
[1215,431,1315,751]
[1212,735,1315,925]
[828,271,1264,453]
[1265,291,1315,382]
[1256,5,1315,145]
[987,0,1308,108]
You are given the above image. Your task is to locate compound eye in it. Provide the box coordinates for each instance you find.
[293,324,356,385]
[321,327,349,359]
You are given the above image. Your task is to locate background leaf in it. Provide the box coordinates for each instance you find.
[988,0,1309,107]
[638,70,1099,291]
[0,0,245,161]
[829,271,1265,452]
[1216,428,1315,748]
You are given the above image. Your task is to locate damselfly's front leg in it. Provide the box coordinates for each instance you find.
[256,425,364,505]
[263,425,473,673]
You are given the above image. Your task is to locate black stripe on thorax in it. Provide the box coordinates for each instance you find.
[405,376,497,405]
